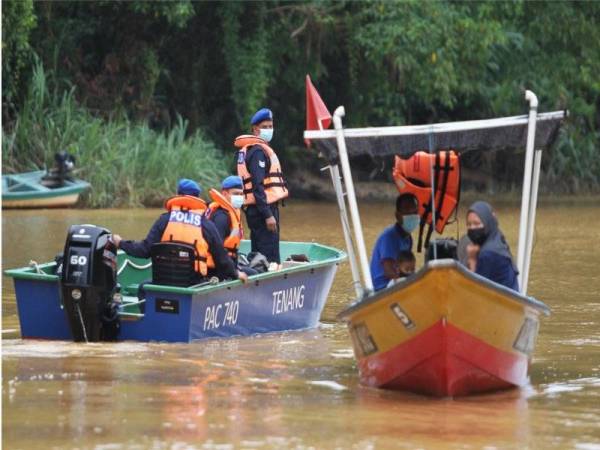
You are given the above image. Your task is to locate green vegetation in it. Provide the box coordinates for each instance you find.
[2,1,599,201]
[2,62,229,207]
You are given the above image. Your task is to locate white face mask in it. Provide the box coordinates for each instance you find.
[259,128,273,142]
[230,194,245,209]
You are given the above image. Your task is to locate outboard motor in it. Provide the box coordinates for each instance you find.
[61,224,120,342]
[41,151,76,188]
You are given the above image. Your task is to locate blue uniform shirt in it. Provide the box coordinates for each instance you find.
[370,224,413,291]
[245,145,272,219]
[476,250,519,292]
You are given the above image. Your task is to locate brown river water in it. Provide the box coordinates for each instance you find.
[2,200,600,449]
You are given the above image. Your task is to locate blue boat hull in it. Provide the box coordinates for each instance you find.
[119,264,337,342]
[7,242,344,343]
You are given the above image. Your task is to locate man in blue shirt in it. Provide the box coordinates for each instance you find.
[370,193,420,291]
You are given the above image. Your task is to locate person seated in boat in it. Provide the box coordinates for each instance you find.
[386,250,416,287]
[465,201,519,291]
[370,193,420,291]
[112,179,247,284]
[204,176,258,276]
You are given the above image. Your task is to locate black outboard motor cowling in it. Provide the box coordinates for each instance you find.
[61,224,120,342]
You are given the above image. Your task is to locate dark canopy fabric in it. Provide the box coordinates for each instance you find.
[308,111,566,161]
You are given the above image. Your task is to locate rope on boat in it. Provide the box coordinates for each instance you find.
[28,260,44,274]
[75,303,88,343]
[117,259,152,276]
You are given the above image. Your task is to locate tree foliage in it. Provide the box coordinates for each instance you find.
[2,0,599,194]
[1,0,37,119]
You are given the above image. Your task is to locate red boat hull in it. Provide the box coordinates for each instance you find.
[359,320,528,396]
[339,261,549,397]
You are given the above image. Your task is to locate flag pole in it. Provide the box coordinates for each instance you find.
[332,106,374,293]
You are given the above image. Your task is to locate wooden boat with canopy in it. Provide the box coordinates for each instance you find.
[304,81,565,396]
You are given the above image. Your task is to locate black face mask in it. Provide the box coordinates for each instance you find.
[468,228,487,246]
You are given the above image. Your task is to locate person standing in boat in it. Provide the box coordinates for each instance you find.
[234,108,288,265]
[370,193,420,291]
[111,179,247,284]
[465,201,519,291]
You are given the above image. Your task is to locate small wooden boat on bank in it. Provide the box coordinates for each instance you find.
[304,81,565,396]
[5,239,345,343]
[2,170,90,209]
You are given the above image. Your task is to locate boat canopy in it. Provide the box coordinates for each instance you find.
[304,110,566,161]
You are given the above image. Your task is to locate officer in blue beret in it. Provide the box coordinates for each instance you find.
[112,179,248,284]
[235,108,289,265]
[206,175,244,253]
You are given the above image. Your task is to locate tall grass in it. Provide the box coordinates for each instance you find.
[2,61,230,207]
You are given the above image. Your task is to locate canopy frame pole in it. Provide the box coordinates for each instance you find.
[517,90,538,293]
[323,164,364,298]
[332,106,374,293]
[522,148,543,294]
[428,129,438,259]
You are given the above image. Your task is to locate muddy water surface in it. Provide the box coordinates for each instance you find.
[3,201,600,449]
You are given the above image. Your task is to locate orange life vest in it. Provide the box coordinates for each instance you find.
[161,195,214,276]
[234,135,288,205]
[393,150,461,250]
[205,188,243,259]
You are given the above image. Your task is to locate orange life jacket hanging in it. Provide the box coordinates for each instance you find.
[392,150,461,251]
[234,135,288,206]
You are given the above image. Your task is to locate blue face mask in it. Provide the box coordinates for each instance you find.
[259,128,273,142]
[230,194,244,209]
[401,214,420,233]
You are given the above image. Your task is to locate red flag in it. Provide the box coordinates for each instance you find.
[305,75,331,145]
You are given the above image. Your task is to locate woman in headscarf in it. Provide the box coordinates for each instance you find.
[466,201,519,291]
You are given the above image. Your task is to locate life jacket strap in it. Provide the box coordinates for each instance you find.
[263,182,287,189]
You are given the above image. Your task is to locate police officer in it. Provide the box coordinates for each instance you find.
[112,179,247,284]
[205,175,245,263]
[235,108,288,264]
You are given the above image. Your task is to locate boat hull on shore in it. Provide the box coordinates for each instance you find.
[338,260,550,397]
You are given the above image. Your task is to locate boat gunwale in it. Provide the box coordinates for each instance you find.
[336,258,551,321]
[4,241,347,294]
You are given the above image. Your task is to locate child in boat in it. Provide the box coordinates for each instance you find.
[386,250,416,287]
[466,201,519,291]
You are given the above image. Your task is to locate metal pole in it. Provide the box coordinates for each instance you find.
[332,106,374,293]
[323,164,364,298]
[428,129,437,259]
[522,148,542,294]
[517,90,538,292]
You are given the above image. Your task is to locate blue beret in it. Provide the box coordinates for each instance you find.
[221,175,243,190]
[177,178,201,197]
[250,108,273,125]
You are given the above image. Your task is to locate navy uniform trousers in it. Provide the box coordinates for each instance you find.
[244,203,280,264]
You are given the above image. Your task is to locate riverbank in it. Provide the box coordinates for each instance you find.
[286,170,600,205]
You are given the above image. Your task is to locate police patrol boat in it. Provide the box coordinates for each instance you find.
[304,81,564,396]
[5,224,345,343]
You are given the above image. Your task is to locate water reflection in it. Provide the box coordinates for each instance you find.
[3,201,600,448]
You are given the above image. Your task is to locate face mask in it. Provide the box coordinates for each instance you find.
[259,128,273,142]
[401,214,420,233]
[468,227,487,246]
[230,195,245,209]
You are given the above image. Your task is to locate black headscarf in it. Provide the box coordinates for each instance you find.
[468,201,518,272]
